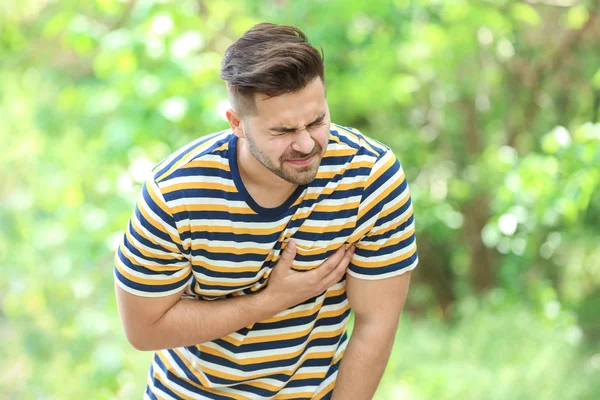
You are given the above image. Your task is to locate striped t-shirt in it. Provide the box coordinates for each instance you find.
[114,123,418,399]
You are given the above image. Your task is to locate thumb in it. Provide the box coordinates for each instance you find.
[278,240,297,268]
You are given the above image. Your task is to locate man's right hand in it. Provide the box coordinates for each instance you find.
[263,241,355,311]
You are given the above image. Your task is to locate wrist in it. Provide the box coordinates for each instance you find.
[252,287,284,318]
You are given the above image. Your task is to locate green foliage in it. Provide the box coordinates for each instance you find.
[377,293,600,400]
[1,0,599,398]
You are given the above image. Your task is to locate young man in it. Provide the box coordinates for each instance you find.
[114,23,418,399]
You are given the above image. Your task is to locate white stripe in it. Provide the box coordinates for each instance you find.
[114,273,191,297]
[202,313,348,361]
[312,195,362,207]
[156,133,229,177]
[188,217,292,230]
[191,254,266,269]
[302,215,356,228]
[183,153,229,166]
[191,340,345,379]
[145,180,181,240]
[116,246,190,280]
[348,256,418,281]
[131,203,179,253]
[167,198,249,209]
[353,213,379,239]
[123,228,187,267]
[360,154,399,211]
[161,175,236,188]
[367,217,415,242]
[306,175,365,195]
[379,184,409,213]
[193,268,269,284]
[190,238,276,251]
[151,358,211,399]
[354,240,416,264]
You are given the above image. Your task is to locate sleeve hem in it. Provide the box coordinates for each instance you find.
[346,258,418,281]
[114,271,192,298]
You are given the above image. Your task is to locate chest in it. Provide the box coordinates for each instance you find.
[184,204,358,299]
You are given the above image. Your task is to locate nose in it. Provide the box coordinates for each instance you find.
[291,128,315,155]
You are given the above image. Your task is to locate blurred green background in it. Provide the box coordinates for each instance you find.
[1,0,600,398]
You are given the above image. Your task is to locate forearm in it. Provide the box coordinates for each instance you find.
[332,325,396,400]
[132,290,279,351]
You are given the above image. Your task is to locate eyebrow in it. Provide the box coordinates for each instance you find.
[269,112,327,133]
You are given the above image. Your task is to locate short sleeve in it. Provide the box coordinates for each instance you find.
[114,177,192,297]
[348,151,418,280]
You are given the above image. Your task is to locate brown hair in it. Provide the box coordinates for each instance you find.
[220,22,325,116]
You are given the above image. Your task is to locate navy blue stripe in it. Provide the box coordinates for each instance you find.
[154,131,230,182]
[168,165,231,179]
[349,250,418,277]
[192,335,344,379]
[366,195,412,232]
[358,232,416,258]
[188,230,282,244]
[122,232,187,267]
[133,207,187,254]
[365,212,415,243]
[154,356,237,399]
[114,265,190,293]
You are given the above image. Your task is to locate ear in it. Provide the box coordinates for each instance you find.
[225,108,244,139]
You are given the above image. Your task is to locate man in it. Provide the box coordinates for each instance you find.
[114,22,418,399]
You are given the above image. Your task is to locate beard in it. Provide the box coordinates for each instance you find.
[243,125,323,186]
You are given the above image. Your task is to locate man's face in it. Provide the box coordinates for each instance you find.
[240,78,330,186]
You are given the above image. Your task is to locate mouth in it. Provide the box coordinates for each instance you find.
[286,154,315,166]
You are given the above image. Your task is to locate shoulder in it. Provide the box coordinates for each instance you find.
[149,129,233,186]
[329,123,394,162]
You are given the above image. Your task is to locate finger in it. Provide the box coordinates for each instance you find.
[278,240,297,270]
[323,245,354,284]
[315,246,346,277]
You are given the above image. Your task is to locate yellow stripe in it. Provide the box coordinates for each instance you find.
[304,182,365,201]
[368,206,413,237]
[378,188,410,221]
[192,253,275,274]
[328,133,344,146]
[314,380,336,400]
[181,222,287,236]
[336,125,381,157]
[190,243,272,255]
[180,160,230,171]
[359,225,415,252]
[156,135,226,183]
[130,215,179,253]
[197,307,349,366]
[312,201,360,213]
[170,348,212,387]
[352,241,417,269]
[295,219,356,235]
[323,148,357,157]
[195,325,347,382]
[162,182,237,194]
[191,272,264,288]
[357,169,403,222]
[244,287,345,326]
[135,195,182,249]
[155,352,253,400]
[124,228,179,263]
[274,392,315,399]
[152,354,195,400]
[116,245,189,286]
[172,203,256,215]
[315,160,372,179]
